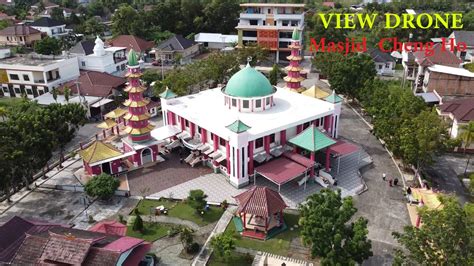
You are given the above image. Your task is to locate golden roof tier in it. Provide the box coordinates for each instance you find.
[123,113,151,121]
[124,85,147,93]
[78,141,123,164]
[284,76,305,83]
[124,124,154,135]
[123,98,150,107]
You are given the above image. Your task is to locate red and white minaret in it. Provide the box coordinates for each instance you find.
[123,49,153,142]
[284,28,305,92]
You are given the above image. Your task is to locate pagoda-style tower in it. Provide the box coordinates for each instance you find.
[123,49,153,143]
[284,28,305,92]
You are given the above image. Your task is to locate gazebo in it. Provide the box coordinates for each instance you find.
[233,186,287,240]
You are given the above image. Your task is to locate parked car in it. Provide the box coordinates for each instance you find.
[139,254,159,266]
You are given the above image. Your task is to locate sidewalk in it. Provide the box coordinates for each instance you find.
[192,205,237,266]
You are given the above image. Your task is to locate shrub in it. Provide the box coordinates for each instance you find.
[186,242,200,254]
[84,173,120,200]
[187,189,207,213]
[118,214,125,224]
[88,215,95,224]
[132,210,144,232]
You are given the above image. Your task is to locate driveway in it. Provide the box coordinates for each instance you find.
[338,104,410,265]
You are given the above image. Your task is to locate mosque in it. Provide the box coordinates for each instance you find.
[79,29,353,190]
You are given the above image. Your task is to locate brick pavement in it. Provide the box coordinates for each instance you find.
[127,151,212,196]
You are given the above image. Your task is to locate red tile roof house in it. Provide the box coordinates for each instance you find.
[107,35,155,62]
[402,43,463,93]
[0,216,151,265]
[437,97,474,141]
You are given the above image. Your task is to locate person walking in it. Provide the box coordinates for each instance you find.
[394,178,399,186]
[388,178,393,187]
[382,173,386,181]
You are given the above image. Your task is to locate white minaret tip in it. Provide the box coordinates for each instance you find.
[93,36,106,56]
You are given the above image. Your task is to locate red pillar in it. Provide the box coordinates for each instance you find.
[248,141,254,175]
[325,148,331,172]
[264,136,270,154]
[226,141,231,175]
[243,212,247,229]
[280,130,287,146]
[201,128,207,143]
[328,115,333,136]
[213,134,218,151]
[190,122,195,137]
[310,151,315,177]
[296,124,303,134]
[324,116,330,131]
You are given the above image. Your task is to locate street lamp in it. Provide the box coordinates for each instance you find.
[160,53,165,80]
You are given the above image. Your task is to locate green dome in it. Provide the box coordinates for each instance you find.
[224,65,274,98]
[128,49,138,66]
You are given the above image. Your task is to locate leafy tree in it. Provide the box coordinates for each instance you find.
[34,36,61,55]
[132,208,144,232]
[187,189,207,213]
[236,44,269,65]
[210,233,236,260]
[63,86,70,103]
[179,227,194,250]
[0,20,9,31]
[51,7,65,23]
[84,173,120,200]
[203,0,240,34]
[299,189,372,265]
[111,4,146,37]
[269,64,280,85]
[141,69,161,86]
[393,196,473,265]
[82,17,105,37]
[459,121,474,177]
[325,53,376,99]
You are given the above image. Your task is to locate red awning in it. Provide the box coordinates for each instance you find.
[255,157,307,185]
[283,152,315,168]
[329,140,359,156]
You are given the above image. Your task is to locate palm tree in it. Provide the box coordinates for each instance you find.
[459,121,474,177]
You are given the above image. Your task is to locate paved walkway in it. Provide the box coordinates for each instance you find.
[338,103,410,265]
[192,206,237,266]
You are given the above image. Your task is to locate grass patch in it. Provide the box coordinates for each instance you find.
[224,213,300,256]
[0,97,24,108]
[207,251,254,266]
[134,199,224,226]
[464,63,474,72]
[126,222,171,242]
[395,63,404,70]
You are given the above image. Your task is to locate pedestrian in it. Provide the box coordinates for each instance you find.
[394,178,399,186]
[388,178,393,187]
[382,173,386,181]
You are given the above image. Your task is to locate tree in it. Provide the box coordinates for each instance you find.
[51,7,65,23]
[393,196,473,265]
[63,86,70,103]
[210,233,236,260]
[82,17,105,37]
[34,36,61,55]
[269,64,280,85]
[187,189,207,213]
[203,0,240,34]
[299,189,372,265]
[132,208,144,232]
[179,227,194,250]
[52,87,58,102]
[84,173,120,200]
[459,121,474,177]
[0,20,9,31]
[326,53,376,99]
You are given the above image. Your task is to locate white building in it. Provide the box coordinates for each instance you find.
[0,54,79,99]
[194,33,238,50]
[367,48,395,76]
[30,17,67,38]
[70,37,128,75]
[236,3,305,62]
[157,64,342,188]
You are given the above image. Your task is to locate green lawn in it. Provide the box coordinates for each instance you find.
[224,213,301,256]
[0,97,23,108]
[134,199,225,226]
[126,222,171,242]
[207,251,253,266]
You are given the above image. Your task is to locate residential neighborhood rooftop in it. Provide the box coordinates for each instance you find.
[0,54,74,67]
[157,34,196,51]
[29,17,65,27]
[0,25,41,36]
[439,97,474,123]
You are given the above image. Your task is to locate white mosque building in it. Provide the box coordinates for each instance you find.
[155,64,343,188]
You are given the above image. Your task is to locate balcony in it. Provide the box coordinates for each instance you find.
[114,57,127,64]
[240,13,266,20]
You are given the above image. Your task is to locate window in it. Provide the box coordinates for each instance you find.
[243,31,257,37]
[269,133,275,143]
[38,89,44,95]
[266,97,270,105]
[2,87,8,93]
[243,100,249,108]
[23,75,29,81]
[26,88,33,95]
[81,61,86,67]
[385,63,391,68]
[121,64,126,70]
[249,20,258,26]
[232,147,235,177]
[241,147,245,178]
[185,120,189,127]
[220,137,226,146]
[378,65,382,70]
[232,98,237,107]
[10,74,19,80]
[116,66,120,71]
[255,137,263,149]
[14,87,20,94]
[279,32,292,39]
[255,99,261,108]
